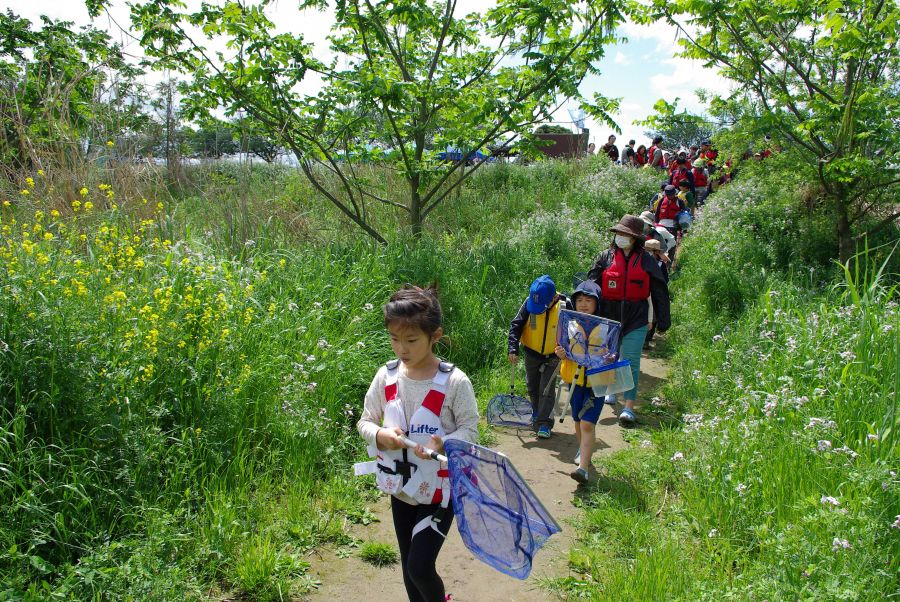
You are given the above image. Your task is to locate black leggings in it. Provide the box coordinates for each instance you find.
[391,496,455,602]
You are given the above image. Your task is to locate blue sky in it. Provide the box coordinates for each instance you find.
[13,1,730,152]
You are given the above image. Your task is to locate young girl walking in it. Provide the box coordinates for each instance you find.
[356,284,479,602]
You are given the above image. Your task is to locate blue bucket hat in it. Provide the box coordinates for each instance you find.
[571,280,602,315]
[526,275,556,314]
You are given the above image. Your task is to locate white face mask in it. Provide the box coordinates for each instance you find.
[615,235,633,249]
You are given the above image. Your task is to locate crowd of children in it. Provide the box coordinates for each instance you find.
[354,136,723,598]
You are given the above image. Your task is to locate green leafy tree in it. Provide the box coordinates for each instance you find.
[635,97,717,151]
[643,0,900,262]
[193,125,239,159]
[112,0,625,241]
[0,10,145,175]
[231,116,283,163]
[534,124,574,134]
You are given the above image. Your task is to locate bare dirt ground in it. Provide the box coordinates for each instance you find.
[303,355,670,602]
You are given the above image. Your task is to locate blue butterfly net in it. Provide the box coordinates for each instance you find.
[555,309,622,369]
[444,439,560,580]
[486,393,533,428]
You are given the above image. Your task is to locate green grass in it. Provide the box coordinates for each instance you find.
[550,174,900,600]
[4,156,897,600]
[0,159,658,599]
[358,540,400,568]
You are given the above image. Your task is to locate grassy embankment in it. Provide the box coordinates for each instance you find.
[547,164,900,600]
[0,157,659,600]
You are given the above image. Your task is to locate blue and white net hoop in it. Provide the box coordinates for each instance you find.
[486,393,533,428]
[444,439,561,580]
[555,309,621,369]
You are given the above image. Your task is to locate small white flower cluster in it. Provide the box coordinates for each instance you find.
[831,538,851,551]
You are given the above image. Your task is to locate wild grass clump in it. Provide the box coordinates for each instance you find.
[358,541,399,568]
[556,172,900,600]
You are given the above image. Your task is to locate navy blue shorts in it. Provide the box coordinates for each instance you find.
[569,384,602,424]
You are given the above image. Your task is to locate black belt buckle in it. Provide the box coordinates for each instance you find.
[394,461,416,485]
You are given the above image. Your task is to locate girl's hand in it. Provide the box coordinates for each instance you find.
[377,427,407,450]
[554,344,566,359]
[414,435,444,460]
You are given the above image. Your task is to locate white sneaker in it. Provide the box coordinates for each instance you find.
[573,449,581,465]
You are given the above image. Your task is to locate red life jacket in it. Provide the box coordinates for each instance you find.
[693,167,707,187]
[701,150,718,163]
[648,146,659,167]
[672,166,690,186]
[658,195,681,221]
[602,249,651,302]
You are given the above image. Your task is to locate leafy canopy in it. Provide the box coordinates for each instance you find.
[640,0,900,261]
[117,0,626,240]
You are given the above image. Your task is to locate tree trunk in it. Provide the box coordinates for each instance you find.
[410,176,422,237]
[836,198,853,264]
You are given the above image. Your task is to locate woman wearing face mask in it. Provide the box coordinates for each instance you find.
[586,215,671,425]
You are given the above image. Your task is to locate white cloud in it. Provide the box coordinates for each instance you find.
[614,51,632,66]
[649,57,732,114]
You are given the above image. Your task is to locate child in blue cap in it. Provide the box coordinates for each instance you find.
[508,275,569,438]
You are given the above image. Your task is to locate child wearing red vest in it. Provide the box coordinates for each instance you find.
[357,284,479,602]
[692,159,709,205]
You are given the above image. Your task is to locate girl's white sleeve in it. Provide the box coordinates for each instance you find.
[442,370,480,444]
[357,367,387,448]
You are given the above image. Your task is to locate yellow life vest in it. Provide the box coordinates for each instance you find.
[559,323,610,386]
[520,297,561,355]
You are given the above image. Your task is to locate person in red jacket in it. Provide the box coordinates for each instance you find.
[692,159,709,205]
[587,215,671,425]
[654,185,687,238]
[648,136,665,169]
[635,144,648,167]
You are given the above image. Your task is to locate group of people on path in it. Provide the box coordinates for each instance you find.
[353,141,721,598]
[507,213,672,484]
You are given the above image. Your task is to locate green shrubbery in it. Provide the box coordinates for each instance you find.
[0,159,655,599]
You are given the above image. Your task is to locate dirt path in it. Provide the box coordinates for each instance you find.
[304,355,670,602]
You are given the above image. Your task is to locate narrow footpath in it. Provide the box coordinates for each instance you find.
[304,356,670,602]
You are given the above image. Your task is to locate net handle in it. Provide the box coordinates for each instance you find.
[509,361,516,395]
[542,362,561,396]
[401,437,448,463]
[559,365,581,423]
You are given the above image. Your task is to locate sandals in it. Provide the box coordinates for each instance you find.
[570,468,589,484]
[619,408,635,424]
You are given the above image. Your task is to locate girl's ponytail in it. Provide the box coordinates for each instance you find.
[383,281,442,337]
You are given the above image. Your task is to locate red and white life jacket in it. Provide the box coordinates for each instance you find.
[693,167,708,187]
[355,360,453,512]
[601,249,651,302]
